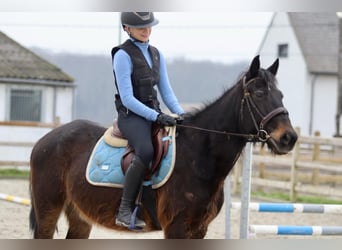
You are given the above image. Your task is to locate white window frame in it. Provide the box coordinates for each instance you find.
[6,85,44,122]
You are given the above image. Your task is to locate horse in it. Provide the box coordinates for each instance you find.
[29,55,297,239]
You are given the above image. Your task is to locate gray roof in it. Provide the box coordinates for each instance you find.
[288,13,339,74]
[0,31,73,83]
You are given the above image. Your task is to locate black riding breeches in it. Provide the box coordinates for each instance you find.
[117,111,154,168]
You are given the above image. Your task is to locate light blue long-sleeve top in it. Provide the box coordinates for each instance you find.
[113,39,184,121]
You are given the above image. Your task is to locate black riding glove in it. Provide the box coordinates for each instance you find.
[156,113,176,126]
[176,114,185,124]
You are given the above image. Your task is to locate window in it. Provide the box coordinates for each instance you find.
[278,44,289,58]
[10,89,42,122]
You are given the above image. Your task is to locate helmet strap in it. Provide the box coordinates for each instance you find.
[128,33,148,44]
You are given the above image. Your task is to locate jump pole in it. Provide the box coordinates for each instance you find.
[239,142,253,239]
[224,142,253,239]
[231,202,342,214]
[249,225,342,236]
[0,192,31,206]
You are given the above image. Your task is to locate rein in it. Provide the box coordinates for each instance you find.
[176,123,261,142]
[176,75,288,143]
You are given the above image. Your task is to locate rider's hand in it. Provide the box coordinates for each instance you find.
[156,113,176,126]
[176,114,185,124]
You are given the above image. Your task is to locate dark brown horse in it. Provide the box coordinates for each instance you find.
[29,55,297,239]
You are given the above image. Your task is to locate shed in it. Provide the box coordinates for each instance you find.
[0,31,75,167]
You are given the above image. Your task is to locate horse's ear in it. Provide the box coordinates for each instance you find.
[248,55,260,78]
[267,58,279,76]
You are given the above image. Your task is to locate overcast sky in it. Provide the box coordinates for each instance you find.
[0,12,273,64]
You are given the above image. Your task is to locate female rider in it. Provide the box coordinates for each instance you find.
[111,12,184,228]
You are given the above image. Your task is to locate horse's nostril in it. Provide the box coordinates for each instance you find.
[281,131,297,146]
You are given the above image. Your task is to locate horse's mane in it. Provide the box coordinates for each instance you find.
[183,67,279,127]
[185,72,246,120]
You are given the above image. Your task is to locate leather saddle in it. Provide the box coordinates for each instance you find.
[109,121,171,180]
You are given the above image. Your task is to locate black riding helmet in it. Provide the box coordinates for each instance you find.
[121,12,159,29]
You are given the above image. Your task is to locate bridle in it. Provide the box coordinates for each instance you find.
[239,76,288,142]
[177,75,288,143]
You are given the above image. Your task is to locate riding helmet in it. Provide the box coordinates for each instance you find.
[121,12,159,28]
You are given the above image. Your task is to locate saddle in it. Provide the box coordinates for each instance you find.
[105,121,171,180]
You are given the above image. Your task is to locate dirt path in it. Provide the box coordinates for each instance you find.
[1,179,342,239]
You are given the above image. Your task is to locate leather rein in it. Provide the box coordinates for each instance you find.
[177,76,288,143]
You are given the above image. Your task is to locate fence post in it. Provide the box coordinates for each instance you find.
[290,127,300,202]
[312,131,321,185]
[239,142,253,239]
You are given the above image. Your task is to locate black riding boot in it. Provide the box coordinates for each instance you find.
[116,156,147,228]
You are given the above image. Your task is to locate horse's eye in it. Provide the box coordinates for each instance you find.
[254,90,265,97]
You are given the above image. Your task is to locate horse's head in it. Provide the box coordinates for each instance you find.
[239,55,297,154]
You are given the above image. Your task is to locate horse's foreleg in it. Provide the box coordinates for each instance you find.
[163,215,188,238]
[162,215,207,239]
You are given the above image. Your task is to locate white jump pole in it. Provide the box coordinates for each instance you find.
[224,174,231,239]
[239,142,253,239]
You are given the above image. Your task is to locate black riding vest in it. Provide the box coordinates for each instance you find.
[111,39,160,110]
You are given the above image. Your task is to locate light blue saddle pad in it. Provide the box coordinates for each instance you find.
[86,132,175,189]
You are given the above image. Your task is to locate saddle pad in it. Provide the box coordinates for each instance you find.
[86,126,176,189]
[103,126,128,147]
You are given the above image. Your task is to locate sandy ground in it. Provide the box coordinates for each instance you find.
[1,179,342,239]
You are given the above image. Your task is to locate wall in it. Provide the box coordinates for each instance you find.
[0,85,5,120]
[259,13,313,136]
[0,124,53,163]
[55,87,74,124]
[0,82,73,124]
[312,75,337,136]
[0,82,73,165]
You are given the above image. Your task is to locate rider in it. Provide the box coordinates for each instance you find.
[111,12,185,228]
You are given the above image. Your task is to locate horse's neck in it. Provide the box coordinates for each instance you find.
[193,85,243,141]
[188,86,247,178]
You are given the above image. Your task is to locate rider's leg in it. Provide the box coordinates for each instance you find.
[116,113,154,228]
[116,156,147,227]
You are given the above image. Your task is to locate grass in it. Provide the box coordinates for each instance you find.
[252,190,342,204]
[0,169,30,178]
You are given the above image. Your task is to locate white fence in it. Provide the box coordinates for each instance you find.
[0,120,59,169]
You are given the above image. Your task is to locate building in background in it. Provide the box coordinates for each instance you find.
[258,13,339,137]
[0,31,75,167]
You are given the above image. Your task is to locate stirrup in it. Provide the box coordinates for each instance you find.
[115,206,145,230]
[128,206,145,230]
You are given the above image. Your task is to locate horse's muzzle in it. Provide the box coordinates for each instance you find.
[268,128,298,155]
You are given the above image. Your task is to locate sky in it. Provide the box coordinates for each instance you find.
[0,12,273,64]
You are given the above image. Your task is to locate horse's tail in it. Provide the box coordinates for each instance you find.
[29,187,37,234]
[29,207,37,233]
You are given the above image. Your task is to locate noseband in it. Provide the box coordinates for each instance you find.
[240,76,288,142]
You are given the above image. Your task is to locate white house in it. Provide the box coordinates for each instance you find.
[0,31,75,166]
[258,13,339,137]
